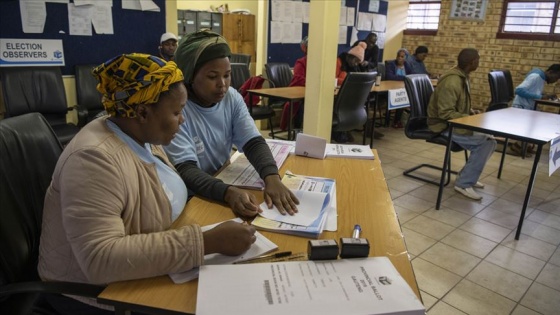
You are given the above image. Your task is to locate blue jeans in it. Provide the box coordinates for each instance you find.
[448,132,497,188]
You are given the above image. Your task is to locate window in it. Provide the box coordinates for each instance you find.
[405,0,441,35]
[498,0,560,40]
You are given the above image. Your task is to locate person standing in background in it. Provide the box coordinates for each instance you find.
[159,32,179,61]
[352,32,379,71]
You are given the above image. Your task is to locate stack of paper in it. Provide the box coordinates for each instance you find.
[196,257,425,315]
[251,172,337,238]
[168,218,278,283]
[215,141,294,189]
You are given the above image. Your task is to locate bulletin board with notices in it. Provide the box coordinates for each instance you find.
[266,0,388,66]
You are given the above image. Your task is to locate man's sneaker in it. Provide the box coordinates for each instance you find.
[473,181,485,188]
[454,186,482,200]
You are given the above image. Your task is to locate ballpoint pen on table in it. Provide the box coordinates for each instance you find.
[234,251,292,264]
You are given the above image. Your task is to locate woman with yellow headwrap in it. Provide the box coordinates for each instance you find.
[38,54,256,314]
[165,30,299,218]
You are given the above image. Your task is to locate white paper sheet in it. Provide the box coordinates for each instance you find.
[68,3,92,36]
[168,218,278,283]
[371,13,387,32]
[302,2,310,23]
[338,26,348,45]
[270,21,283,43]
[196,257,425,315]
[92,4,114,34]
[369,0,380,13]
[347,7,356,26]
[339,7,347,26]
[258,190,327,226]
[20,0,47,34]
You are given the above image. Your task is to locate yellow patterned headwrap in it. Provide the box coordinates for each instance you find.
[92,53,184,118]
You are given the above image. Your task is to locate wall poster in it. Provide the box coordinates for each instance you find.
[449,0,488,21]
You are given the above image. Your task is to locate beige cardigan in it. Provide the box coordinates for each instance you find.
[38,117,203,307]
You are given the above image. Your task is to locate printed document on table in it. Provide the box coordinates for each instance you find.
[281,172,337,231]
[258,189,327,226]
[168,218,277,284]
[215,141,292,189]
[196,257,425,315]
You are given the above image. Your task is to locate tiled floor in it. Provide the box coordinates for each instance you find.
[266,125,560,315]
[359,126,560,315]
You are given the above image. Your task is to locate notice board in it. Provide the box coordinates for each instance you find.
[266,0,388,67]
[0,0,166,75]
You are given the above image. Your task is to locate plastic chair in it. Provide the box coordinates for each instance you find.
[0,113,105,315]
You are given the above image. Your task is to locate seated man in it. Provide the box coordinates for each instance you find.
[406,46,438,79]
[427,48,497,201]
[166,30,299,218]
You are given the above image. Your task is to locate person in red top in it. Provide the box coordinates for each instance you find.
[280,36,308,131]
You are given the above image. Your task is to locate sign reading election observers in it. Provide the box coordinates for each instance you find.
[0,39,64,66]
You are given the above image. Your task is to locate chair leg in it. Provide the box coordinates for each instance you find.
[268,117,275,139]
[403,153,457,187]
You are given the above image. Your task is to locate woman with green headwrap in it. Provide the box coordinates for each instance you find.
[38,54,256,314]
[165,30,300,218]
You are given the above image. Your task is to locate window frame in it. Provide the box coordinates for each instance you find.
[404,0,441,36]
[497,0,560,41]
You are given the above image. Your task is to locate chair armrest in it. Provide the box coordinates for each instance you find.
[75,104,89,128]
[0,281,105,298]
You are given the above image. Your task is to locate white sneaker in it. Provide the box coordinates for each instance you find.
[473,181,485,188]
[454,186,482,200]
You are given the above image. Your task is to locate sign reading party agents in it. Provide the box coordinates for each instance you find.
[0,39,64,66]
[388,88,410,110]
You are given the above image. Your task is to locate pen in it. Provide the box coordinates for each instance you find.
[352,224,361,239]
[234,251,292,264]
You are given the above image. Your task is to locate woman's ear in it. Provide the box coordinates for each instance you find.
[136,104,149,122]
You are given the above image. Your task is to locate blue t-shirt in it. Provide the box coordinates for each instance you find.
[512,69,546,110]
[165,87,261,176]
[106,120,188,221]
[406,55,429,75]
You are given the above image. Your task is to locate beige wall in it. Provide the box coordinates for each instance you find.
[402,1,560,111]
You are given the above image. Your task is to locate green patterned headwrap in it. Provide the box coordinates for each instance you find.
[92,53,184,118]
[174,30,231,84]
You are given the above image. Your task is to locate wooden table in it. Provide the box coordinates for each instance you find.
[247,86,305,141]
[437,108,560,240]
[535,95,560,112]
[98,152,420,314]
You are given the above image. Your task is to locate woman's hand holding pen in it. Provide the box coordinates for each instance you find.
[224,186,261,218]
[203,220,256,256]
[263,174,300,216]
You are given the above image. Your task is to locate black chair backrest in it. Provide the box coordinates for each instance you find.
[0,67,68,124]
[376,63,386,80]
[488,71,511,110]
[230,63,251,91]
[403,74,434,139]
[230,53,251,67]
[491,68,514,101]
[75,64,104,121]
[265,63,293,88]
[0,113,63,285]
[333,72,376,131]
